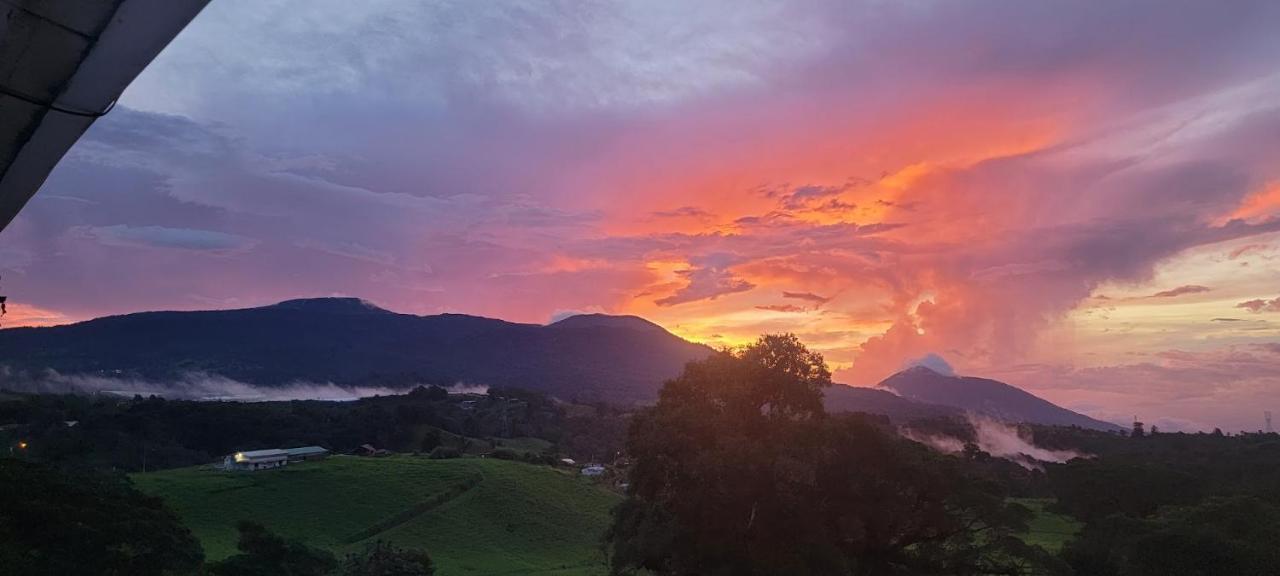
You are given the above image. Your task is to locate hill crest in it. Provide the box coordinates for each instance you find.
[0,298,711,404]
[878,366,1122,431]
[265,297,393,315]
[548,313,667,332]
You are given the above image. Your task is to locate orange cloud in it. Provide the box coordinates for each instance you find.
[2,303,74,328]
[1229,182,1280,223]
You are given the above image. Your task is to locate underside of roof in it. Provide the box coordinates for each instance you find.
[0,0,208,232]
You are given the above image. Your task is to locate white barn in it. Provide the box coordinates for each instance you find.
[284,446,330,462]
[224,449,288,471]
[224,446,330,471]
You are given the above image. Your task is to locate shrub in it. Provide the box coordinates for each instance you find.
[489,448,519,460]
[428,446,461,459]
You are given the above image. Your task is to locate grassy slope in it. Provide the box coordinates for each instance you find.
[133,456,619,575]
[1010,498,1082,553]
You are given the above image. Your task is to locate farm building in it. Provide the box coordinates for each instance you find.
[223,446,329,471]
[284,446,330,462]
[352,444,392,457]
[224,449,287,471]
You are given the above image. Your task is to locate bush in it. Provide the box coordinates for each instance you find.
[340,540,434,575]
[489,448,519,460]
[428,446,461,459]
[522,452,557,466]
[210,521,335,576]
[419,428,442,452]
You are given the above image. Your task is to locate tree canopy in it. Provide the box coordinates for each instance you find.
[0,459,204,576]
[209,521,337,576]
[339,540,436,576]
[606,334,1058,575]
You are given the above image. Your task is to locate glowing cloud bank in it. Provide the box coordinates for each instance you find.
[1,1,1278,430]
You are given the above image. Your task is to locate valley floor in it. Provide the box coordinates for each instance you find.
[1008,498,1082,553]
[134,455,1080,575]
[133,455,619,575]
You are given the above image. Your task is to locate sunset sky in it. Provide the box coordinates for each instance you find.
[3,0,1280,430]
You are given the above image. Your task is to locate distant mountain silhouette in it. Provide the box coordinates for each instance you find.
[0,298,712,404]
[547,313,668,333]
[878,366,1122,431]
[823,384,961,421]
[0,299,1126,428]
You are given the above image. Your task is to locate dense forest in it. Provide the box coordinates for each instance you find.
[602,336,1280,575]
[3,336,1279,575]
[0,385,627,470]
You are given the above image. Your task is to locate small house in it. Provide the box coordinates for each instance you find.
[224,449,288,471]
[352,443,392,457]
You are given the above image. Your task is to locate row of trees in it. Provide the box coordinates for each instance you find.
[1045,424,1280,574]
[0,384,576,471]
[212,522,434,576]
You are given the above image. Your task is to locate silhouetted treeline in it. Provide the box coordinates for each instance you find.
[0,385,628,470]
[1040,429,1280,575]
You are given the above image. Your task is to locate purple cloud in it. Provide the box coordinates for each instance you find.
[755,304,808,313]
[1237,297,1280,313]
[1149,285,1212,298]
[78,225,257,252]
[654,256,755,307]
[782,291,831,305]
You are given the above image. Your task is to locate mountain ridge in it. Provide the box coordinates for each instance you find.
[0,298,708,404]
[878,365,1122,431]
[1,298,1123,430]
[547,313,667,333]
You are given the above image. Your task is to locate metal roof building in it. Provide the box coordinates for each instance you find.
[283,446,329,461]
[224,448,288,471]
[222,446,330,471]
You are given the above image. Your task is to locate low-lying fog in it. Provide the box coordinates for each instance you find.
[4,368,1089,469]
[903,414,1090,470]
[0,368,488,401]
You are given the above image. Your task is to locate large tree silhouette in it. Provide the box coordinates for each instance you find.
[606,334,1059,576]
